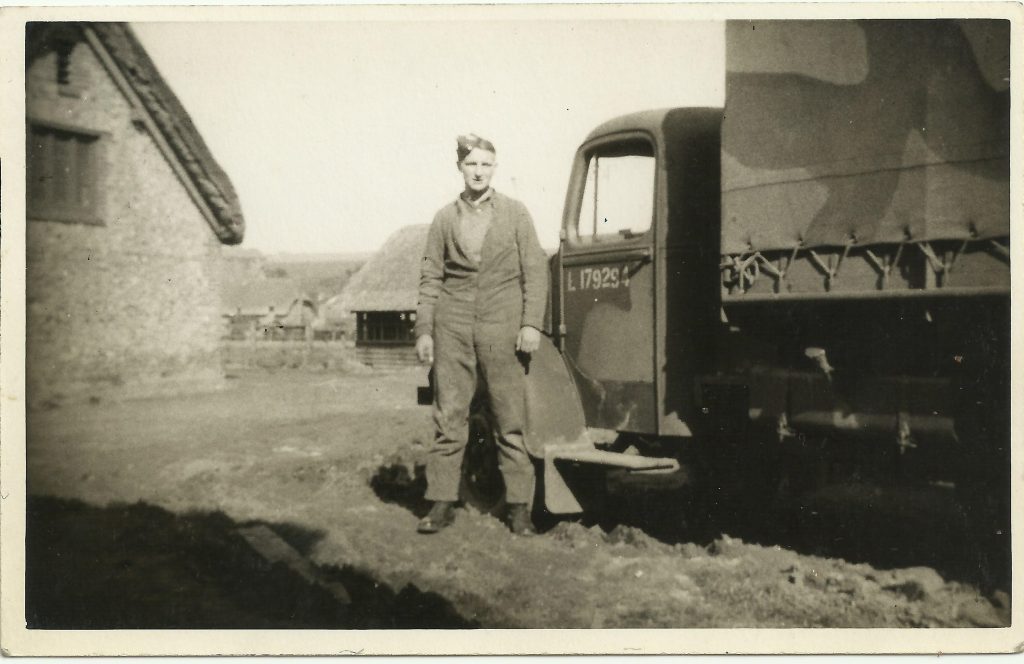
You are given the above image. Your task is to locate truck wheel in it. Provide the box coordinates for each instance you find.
[699,429,788,535]
[458,411,506,516]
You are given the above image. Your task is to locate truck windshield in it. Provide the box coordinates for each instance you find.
[576,142,655,243]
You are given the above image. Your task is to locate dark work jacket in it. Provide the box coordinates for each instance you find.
[415,190,549,338]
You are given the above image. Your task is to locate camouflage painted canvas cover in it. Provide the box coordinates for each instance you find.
[722,20,1010,256]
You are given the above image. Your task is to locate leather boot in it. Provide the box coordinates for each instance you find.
[507,503,536,536]
[417,501,456,534]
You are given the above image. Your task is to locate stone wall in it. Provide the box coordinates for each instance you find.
[26,31,228,404]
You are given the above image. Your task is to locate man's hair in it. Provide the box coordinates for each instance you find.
[457,134,496,162]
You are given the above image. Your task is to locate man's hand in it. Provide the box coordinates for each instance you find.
[416,334,434,364]
[515,326,541,355]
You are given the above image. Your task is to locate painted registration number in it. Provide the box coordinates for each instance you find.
[566,264,633,292]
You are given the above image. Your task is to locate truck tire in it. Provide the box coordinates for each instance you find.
[458,411,506,516]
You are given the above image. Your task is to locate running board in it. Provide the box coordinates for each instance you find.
[543,446,681,514]
[549,448,680,472]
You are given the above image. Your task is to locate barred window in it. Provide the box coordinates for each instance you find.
[27,122,103,224]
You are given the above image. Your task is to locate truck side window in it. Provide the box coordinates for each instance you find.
[576,145,655,243]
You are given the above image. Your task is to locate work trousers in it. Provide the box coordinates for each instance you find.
[426,306,534,504]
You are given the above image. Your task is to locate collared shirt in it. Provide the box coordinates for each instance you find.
[457,188,494,264]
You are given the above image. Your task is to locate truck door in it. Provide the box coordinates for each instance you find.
[557,136,659,433]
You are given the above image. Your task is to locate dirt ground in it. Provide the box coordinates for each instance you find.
[25,367,1010,629]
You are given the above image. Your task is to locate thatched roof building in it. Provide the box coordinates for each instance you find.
[341,224,430,313]
[324,225,429,367]
[28,22,245,244]
[26,22,245,403]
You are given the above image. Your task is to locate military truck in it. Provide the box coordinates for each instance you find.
[437,20,1010,553]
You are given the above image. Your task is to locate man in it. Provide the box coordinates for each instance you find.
[414,133,549,536]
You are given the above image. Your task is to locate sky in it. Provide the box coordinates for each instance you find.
[132,19,725,254]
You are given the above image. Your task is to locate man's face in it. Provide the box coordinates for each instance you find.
[458,147,497,193]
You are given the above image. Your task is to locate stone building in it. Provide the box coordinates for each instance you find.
[26,22,245,403]
[338,225,429,369]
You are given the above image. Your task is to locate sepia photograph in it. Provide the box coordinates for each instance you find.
[0,2,1019,655]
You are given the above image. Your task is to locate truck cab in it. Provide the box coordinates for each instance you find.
[552,109,722,441]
